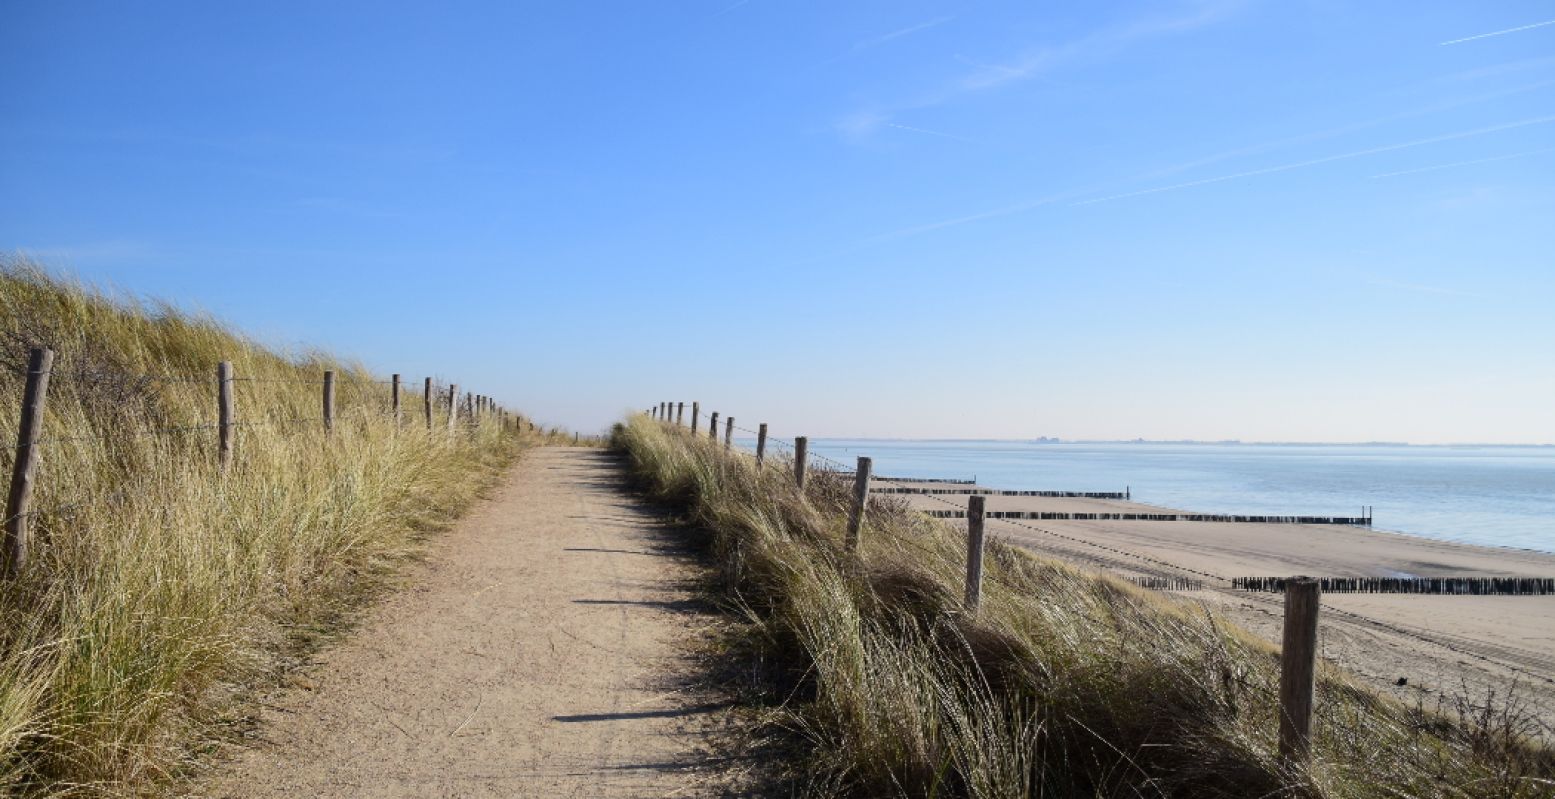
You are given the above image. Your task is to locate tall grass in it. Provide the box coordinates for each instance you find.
[0,262,540,793]
[615,415,1555,798]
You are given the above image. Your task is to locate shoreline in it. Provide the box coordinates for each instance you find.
[877,477,1555,729]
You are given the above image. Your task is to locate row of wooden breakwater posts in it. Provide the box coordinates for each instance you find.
[1235,576,1555,596]
[645,400,1329,769]
[920,509,1375,525]
[3,346,543,579]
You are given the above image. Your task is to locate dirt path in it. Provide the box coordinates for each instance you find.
[202,447,738,798]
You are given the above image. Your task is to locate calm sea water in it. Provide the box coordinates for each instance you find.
[793,440,1555,554]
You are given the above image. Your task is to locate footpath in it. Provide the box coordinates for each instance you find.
[204,447,738,798]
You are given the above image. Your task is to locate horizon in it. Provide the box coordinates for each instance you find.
[4,1,1553,444]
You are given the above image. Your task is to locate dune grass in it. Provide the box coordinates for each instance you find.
[0,261,560,794]
[614,414,1555,798]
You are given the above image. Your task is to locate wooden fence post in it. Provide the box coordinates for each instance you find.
[217,361,235,470]
[1278,577,1321,768]
[709,412,719,441]
[391,374,402,424]
[322,370,336,434]
[845,456,872,552]
[794,436,808,490]
[691,402,700,434]
[423,378,433,430]
[965,495,986,611]
[447,383,459,431]
[756,423,768,467]
[4,347,53,578]
[676,402,684,427]
[725,416,734,449]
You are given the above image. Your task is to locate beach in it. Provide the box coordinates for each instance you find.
[881,481,1555,727]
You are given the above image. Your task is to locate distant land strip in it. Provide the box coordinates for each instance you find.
[919,509,1372,525]
[1234,576,1555,595]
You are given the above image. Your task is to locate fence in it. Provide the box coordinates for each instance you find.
[641,399,1555,769]
[3,346,535,578]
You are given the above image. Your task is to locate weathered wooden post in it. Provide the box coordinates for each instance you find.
[447,383,459,431]
[965,495,986,611]
[676,402,684,427]
[322,370,336,434]
[423,377,433,430]
[391,374,402,424]
[691,402,700,434]
[794,436,808,489]
[1278,577,1321,768]
[709,412,719,441]
[4,347,53,578]
[845,456,872,552]
[725,416,734,449]
[217,360,235,470]
[756,423,768,467]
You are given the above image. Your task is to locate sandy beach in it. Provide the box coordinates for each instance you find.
[879,480,1555,728]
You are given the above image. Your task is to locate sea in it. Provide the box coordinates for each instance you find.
[791,440,1554,554]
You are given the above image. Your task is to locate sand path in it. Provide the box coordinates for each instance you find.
[203,447,736,797]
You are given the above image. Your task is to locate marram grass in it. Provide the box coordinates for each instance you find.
[614,414,1555,798]
[0,261,567,794]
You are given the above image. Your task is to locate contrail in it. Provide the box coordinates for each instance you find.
[1074,114,1555,205]
[1440,18,1555,45]
[1370,147,1555,178]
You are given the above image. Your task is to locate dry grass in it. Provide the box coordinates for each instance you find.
[614,415,1555,798]
[0,261,564,794]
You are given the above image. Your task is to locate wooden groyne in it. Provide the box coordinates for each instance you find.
[1233,576,1555,595]
[876,476,975,485]
[1128,576,1206,591]
[920,509,1372,525]
[874,487,1129,499]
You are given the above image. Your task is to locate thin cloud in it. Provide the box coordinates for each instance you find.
[1370,147,1555,178]
[837,1,1242,141]
[1074,114,1555,206]
[884,122,976,144]
[712,0,752,18]
[853,16,954,52]
[1440,18,1555,46]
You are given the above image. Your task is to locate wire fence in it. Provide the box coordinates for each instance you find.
[2,347,536,576]
[646,405,1555,694]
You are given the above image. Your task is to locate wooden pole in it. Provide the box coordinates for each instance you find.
[447,383,459,431]
[4,347,53,578]
[691,402,700,434]
[423,377,433,430]
[709,412,719,441]
[845,456,872,551]
[725,416,734,449]
[965,495,986,611]
[217,361,235,470]
[391,374,402,424]
[756,423,768,467]
[322,370,336,434]
[1278,577,1321,767]
[676,402,684,427]
[794,436,808,490]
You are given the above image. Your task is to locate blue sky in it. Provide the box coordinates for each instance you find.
[2,1,1552,443]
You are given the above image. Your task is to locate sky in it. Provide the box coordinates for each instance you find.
[2,1,1552,443]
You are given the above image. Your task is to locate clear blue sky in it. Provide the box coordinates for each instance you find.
[3,1,1552,443]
